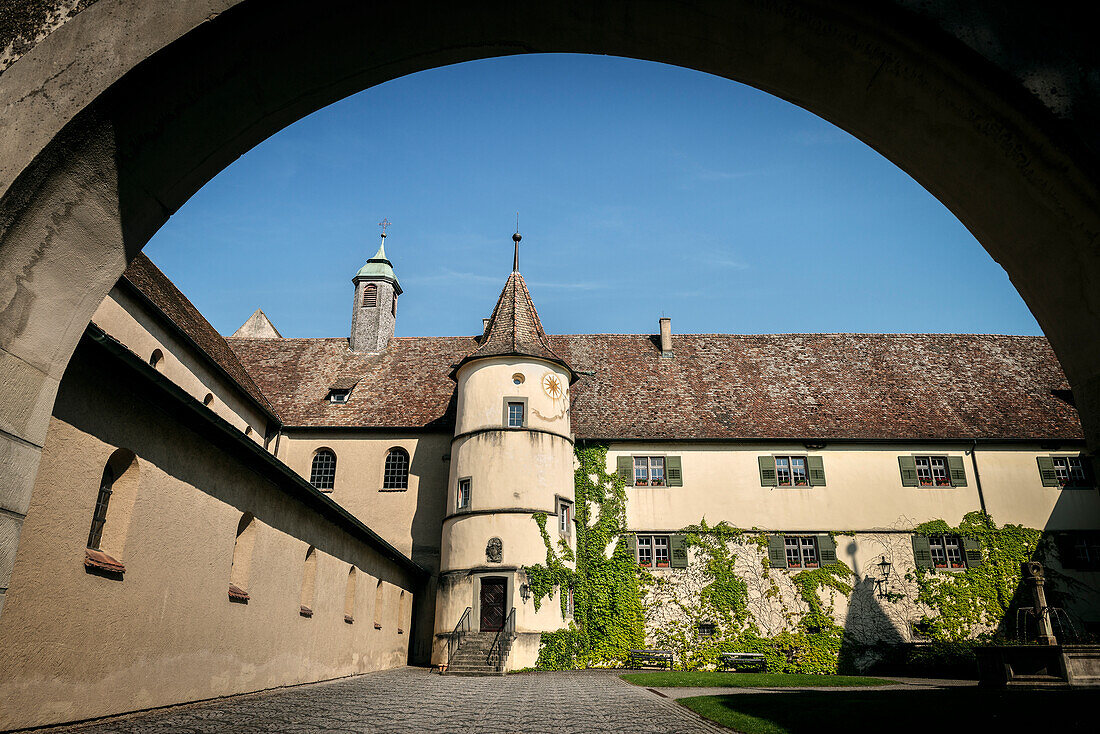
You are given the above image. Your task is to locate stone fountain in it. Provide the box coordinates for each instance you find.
[976,561,1100,687]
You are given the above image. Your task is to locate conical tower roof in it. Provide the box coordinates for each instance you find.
[452,269,573,380]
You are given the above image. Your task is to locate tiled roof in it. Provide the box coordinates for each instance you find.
[455,271,571,375]
[227,332,1082,441]
[120,254,280,421]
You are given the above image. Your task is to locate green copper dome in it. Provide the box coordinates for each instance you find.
[354,238,402,293]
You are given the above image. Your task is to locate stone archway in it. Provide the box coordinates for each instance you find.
[2,0,1100,621]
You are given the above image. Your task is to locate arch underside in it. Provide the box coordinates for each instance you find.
[2,0,1100,617]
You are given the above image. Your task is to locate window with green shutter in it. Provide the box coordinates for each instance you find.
[947,456,968,486]
[766,535,787,567]
[758,456,778,487]
[666,456,683,487]
[1036,456,1059,487]
[816,534,837,563]
[962,537,982,568]
[616,456,633,485]
[898,456,919,487]
[911,535,933,568]
[670,534,688,568]
[807,456,826,486]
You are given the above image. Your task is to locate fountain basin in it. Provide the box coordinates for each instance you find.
[976,645,1100,688]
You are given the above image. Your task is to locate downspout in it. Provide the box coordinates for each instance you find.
[970,440,988,515]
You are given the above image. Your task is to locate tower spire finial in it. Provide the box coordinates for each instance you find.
[512,213,522,272]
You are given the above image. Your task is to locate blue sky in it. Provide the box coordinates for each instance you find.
[145,54,1040,339]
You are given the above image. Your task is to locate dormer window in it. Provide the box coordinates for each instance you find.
[328,389,350,404]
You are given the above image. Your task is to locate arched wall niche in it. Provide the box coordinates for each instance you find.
[2,0,1100,622]
[92,448,139,562]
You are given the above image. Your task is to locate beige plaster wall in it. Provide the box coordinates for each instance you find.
[448,431,574,514]
[974,446,1100,529]
[609,443,1062,532]
[0,346,415,730]
[277,432,449,564]
[93,288,270,445]
[454,358,572,438]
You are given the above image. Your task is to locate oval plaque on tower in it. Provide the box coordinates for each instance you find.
[486,537,503,563]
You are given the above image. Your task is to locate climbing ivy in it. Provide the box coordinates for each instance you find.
[527,450,1057,673]
[525,443,645,669]
[909,511,1045,642]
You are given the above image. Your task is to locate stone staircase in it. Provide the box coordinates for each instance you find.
[446,632,506,676]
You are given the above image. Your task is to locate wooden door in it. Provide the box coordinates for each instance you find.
[479,577,506,632]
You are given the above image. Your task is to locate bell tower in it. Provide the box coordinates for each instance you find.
[350,221,402,353]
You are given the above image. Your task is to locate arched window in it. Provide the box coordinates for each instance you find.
[300,546,317,617]
[229,513,255,603]
[87,466,115,551]
[374,579,384,629]
[86,449,137,552]
[345,567,357,623]
[149,349,163,369]
[203,393,214,406]
[310,449,336,491]
[391,292,397,317]
[382,448,410,490]
[362,284,378,308]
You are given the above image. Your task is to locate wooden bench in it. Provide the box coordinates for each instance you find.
[719,652,766,671]
[628,649,675,670]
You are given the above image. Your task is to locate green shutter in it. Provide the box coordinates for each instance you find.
[898,456,919,487]
[666,456,683,487]
[622,533,637,561]
[962,537,982,568]
[617,456,633,485]
[816,534,837,564]
[758,456,778,487]
[1036,456,1059,487]
[670,534,689,568]
[947,456,968,487]
[807,456,826,486]
[766,535,787,568]
[911,535,933,569]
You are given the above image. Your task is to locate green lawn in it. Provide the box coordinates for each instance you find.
[677,689,1098,734]
[620,671,894,688]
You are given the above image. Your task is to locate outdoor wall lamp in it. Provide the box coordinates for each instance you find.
[874,555,893,598]
[519,583,531,603]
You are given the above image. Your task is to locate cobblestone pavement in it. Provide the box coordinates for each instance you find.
[64,668,730,733]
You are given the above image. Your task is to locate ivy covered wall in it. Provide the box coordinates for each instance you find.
[524,444,1099,673]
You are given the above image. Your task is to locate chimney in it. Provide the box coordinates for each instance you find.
[659,317,672,356]
[483,318,491,335]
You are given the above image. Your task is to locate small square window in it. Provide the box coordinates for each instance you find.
[328,389,350,404]
[507,402,525,427]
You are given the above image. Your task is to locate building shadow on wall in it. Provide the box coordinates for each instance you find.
[407,439,448,666]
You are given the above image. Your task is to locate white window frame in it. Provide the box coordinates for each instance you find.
[507,402,525,428]
[457,477,471,510]
[632,456,666,487]
[928,534,966,570]
[558,501,573,536]
[914,456,952,487]
[1053,456,1087,487]
[773,456,809,487]
[636,534,671,568]
[783,536,819,569]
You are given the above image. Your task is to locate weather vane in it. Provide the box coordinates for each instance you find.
[378,217,391,238]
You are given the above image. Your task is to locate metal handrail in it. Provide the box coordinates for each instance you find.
[489,607,517,672]
[448,607,471,665]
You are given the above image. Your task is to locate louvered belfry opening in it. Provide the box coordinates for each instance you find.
[362,284,378,308]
